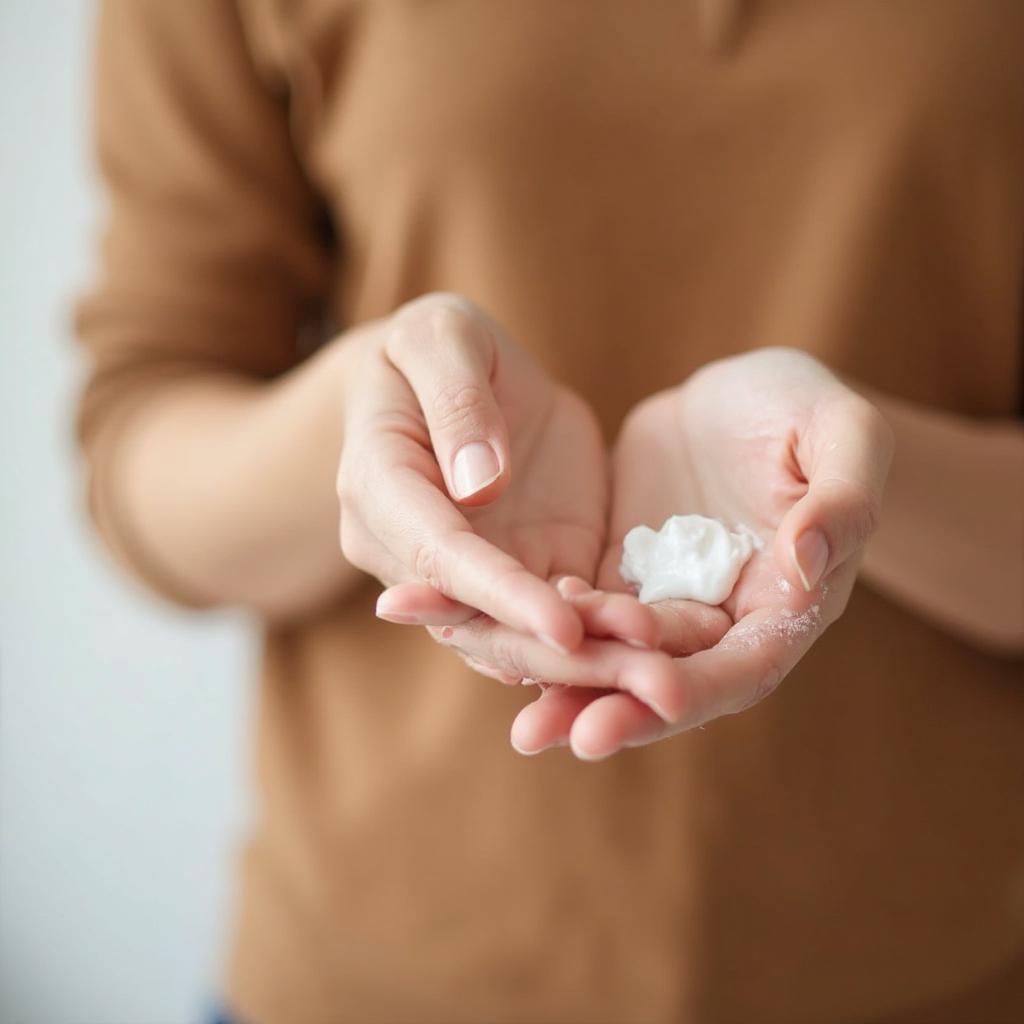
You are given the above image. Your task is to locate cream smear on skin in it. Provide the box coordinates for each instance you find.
[620,514,759,605]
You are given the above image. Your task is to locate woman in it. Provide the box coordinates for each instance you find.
[75,1,1024,1021]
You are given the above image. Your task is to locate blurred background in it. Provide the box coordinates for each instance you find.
[0,4,254,1022]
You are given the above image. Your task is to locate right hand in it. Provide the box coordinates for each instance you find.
[338,292,625,653]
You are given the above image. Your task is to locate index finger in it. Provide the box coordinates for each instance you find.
[361,437,584,652]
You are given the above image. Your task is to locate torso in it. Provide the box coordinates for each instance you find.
[229,3,1024,1021]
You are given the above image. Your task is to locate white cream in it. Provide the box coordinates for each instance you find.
[620,514,757,605]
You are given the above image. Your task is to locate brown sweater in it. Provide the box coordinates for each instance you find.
[76,2,1024,1021]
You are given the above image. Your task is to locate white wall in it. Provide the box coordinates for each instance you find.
[0,4,253,1023]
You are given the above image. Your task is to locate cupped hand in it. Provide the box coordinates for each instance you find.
[512,347,893,758]
[339,292,620,653]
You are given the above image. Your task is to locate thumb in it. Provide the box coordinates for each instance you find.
[386,294,511,506]
[775,393,893,591]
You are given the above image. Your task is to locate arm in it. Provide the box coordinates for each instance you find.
[76,4,598,645]
[857,390,1024,656]
[94,330,372,620]
[75,0,355,619]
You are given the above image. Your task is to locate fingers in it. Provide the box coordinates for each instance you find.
[511,685,669,761]
[385,294,510,506]
[554,573,732,656]
[375,581,478,626]
[376,571,657,647]
[648,599,734,655]
[339,308,583,650]
[343,428,584,651]
[553,576,660,650]
[510,684,602,755]
[776,393,894,591]
[569,692,667,760]
[438,616,679,712]
[596,551,735,656]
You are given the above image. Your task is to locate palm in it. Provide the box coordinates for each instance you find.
[377,343,889,756]
[517,350,879,757]
[465,380,607,586]
[602,356,856,626]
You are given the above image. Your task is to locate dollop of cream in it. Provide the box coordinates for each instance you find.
[620,514,758,605]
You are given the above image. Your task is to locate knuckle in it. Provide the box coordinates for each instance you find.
[817,476,883,547]
[430,380,489,432]
[386,294,496,400]
[407,291,479,317]
[384,309,427,363]
[840,480,882,545]
[412,542,448,593]
[390,293,480,353]
[733,664,784,714]
[488,637,531,680]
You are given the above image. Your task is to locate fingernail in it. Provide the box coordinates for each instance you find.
[451,442,500,499]
[510,739,541,756]
[377,611,425,624]
[626,638,650,650]
[539,633,570,656]
[513,735,569,756]
[555,576,592,599]
[792,529,830,592]
[375,596,424,625]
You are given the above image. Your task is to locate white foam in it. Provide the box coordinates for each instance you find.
[620,514,757,605]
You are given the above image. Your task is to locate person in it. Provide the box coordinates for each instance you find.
[74,1,1024,1021]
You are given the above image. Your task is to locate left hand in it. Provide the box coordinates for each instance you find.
[512,347,893,758]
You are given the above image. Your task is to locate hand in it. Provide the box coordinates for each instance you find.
[338,292,613,652]
[512,348,893,758]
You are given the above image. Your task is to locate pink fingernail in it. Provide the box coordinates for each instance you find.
[792,529,829,592]
[375,605,424,625]
[451,442,500,499]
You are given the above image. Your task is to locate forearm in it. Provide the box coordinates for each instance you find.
[96,325,377,621]
[858,389,1024,655]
